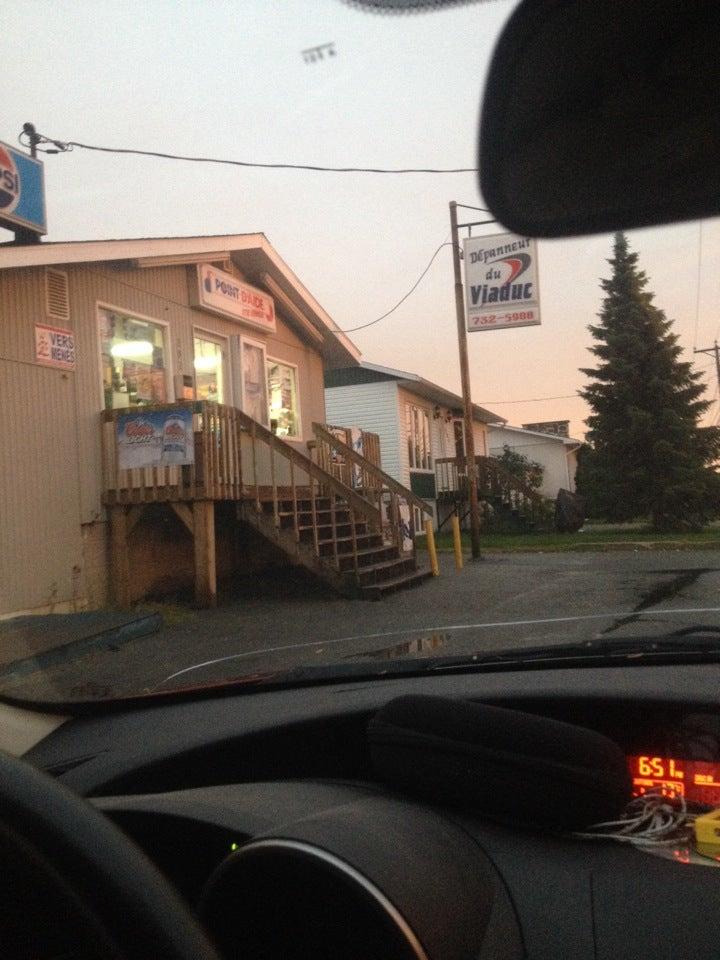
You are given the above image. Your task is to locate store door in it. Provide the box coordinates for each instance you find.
[193,333,229,404]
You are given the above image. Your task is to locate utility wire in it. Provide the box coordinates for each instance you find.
[23,130,478,175]
[341,240,452,332]
[479,393,580,404]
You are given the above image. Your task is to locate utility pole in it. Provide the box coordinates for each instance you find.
[13,123,42,246]
[449,200,482,559]
[695,341,720,392]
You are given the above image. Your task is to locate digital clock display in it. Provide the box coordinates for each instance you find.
[627,755,720,807]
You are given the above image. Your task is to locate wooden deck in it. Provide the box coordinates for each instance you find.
[101,402,431,607]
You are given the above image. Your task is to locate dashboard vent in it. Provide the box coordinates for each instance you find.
[45,268,70,321]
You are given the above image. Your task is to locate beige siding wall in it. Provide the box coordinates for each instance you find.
[0,358,84,615]
[0,259,328,615]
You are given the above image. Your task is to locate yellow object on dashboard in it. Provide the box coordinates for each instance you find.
[694,809,720,859]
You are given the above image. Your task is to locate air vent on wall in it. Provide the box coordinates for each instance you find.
[45,268,70,321]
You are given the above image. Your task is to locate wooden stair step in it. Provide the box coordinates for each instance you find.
[318,533,383,549]
[357,557,416,586]
[298,523,368,536]
[274,508,352,518]
[359,568,433,600]
[337,545,399,570]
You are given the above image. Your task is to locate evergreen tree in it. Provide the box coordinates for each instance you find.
[579,232,720,530]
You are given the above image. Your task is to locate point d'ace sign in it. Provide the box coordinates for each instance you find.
[193,264,276,334]
[463,232,540,332]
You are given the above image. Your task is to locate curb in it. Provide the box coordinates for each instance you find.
[424,540,720,555]
[0,613,163,683]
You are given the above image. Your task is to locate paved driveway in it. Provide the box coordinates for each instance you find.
[6,549,720,701]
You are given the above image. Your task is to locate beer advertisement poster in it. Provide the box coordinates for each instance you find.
[117,408,194,470]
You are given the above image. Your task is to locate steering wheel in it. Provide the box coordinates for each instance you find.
[0,749,221,959]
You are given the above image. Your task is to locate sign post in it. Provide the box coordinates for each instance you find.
[449,200,482,560]
[449,208,540,561]
[0,135,47,243]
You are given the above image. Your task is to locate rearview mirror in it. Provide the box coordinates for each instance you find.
[479,0,720,237]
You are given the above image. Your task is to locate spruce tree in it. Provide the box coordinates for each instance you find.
[579,232,719,530]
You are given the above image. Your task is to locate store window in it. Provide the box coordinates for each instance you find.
[100,308,168,410]
[193,335,226,403]
[267,360,300,438]
[241,339,269,426]
[406,403,432,471]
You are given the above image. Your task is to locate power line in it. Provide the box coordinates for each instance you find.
[24,130,478,175]
[341,240,452,332]
[479,393,580,404]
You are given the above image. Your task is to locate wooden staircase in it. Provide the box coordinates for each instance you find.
[234,413,433,599]
[240,495,429,599]
[102,401,433,604]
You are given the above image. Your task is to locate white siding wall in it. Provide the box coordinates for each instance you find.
[474,421,488,456]
[324,381,402,480]
[488,426,573,497]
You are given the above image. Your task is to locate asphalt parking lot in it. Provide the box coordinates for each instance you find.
[5,547,720,702]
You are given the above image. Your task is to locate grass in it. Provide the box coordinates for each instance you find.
[417,525,720,553]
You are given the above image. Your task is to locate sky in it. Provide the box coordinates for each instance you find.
[4,0,720,440]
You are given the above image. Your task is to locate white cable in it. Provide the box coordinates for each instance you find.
[573,790,696,847]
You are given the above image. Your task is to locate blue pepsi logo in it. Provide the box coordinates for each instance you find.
[0,146,20,212]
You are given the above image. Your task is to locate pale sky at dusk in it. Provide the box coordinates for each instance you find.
[4,0,719,440]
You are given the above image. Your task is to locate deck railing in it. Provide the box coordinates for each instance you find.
[102,401,245,504]
[436,454,547,522]
[101,401,397,579]
[311,422,433,552]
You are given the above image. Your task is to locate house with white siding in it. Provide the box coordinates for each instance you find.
[488,424,582,499]
[324,362,504,530]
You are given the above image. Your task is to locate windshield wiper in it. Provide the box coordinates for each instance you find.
[154,629,720,697]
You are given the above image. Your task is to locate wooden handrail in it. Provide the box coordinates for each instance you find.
[313,423,433,516]
[102,400,200,423]
[435,455,544,505]
[235,409,381,526]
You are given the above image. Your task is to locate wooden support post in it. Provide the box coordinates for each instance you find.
[193,500,217,608]
[110,505,132,608]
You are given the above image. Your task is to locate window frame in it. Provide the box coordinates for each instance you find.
[192,327,231,405]
[96,301,173,412]
[406,401,433,472]
[266,355,302,440]
[239,335,269,426]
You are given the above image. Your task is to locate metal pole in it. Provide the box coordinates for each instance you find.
[449,200,482,560]
[13,124,41,246]
[694,341,720,394]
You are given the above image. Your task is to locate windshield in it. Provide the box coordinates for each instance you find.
[2,0,720,705]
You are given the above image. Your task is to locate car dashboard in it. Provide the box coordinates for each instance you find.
[23,661,720,960]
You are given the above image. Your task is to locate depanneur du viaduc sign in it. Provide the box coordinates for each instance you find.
[463,232,540,332]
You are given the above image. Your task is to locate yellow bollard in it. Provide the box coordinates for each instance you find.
[425,518,440,577]
[451,514,463,571]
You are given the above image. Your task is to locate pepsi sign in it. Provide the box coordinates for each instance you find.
[0,140,46,235]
